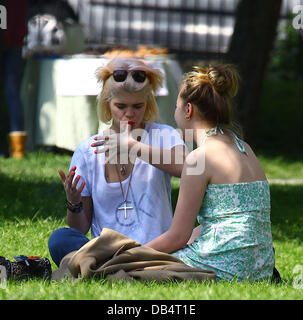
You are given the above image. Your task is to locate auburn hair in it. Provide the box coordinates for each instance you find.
[180,64,241,136]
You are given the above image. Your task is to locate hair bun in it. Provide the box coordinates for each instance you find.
[207,64,239,98]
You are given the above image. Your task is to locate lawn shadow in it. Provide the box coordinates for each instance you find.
[0,171,66,222]
[270,184,303,244]
[1,172,302,245]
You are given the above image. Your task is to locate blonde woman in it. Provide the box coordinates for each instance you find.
[48,58,186,267]
[145,64,276,282]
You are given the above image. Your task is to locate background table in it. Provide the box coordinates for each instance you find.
[21,55,183,152]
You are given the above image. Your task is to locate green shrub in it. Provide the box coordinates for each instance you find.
[269,16,303,81]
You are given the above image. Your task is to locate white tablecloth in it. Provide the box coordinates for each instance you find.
[55,56,169,96]
[21,55,182,151]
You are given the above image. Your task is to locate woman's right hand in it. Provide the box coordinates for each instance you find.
[58,166,85,204]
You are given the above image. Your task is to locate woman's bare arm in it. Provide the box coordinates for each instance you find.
[145,149,208,252]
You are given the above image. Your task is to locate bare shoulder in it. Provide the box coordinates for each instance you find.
[204,134,255,157]
[201,135,230,160]
[185,146,207,167]
[203,135,267,182]
[183,147,210,181]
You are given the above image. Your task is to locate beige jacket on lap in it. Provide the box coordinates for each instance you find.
[52,228,216,282]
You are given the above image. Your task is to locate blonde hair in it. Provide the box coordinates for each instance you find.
[96,58,163,123]
[180,64,240,135]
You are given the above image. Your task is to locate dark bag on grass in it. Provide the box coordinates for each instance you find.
[0,255,52,280]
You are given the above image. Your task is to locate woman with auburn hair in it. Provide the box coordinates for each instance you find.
[48,58,186,267]
[145,64,276,281]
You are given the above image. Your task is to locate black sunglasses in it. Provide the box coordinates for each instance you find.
[112,70,147,83]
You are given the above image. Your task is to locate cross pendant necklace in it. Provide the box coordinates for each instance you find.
[115,164,134,220]
[118,202,133,219]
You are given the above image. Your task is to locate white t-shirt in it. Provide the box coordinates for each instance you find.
[69,122,185,244]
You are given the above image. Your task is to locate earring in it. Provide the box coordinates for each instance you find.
[185,115,191,121]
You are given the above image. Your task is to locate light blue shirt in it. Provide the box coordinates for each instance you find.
[70,122,185,243]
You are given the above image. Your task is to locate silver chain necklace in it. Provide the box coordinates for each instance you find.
[115,164,134,219]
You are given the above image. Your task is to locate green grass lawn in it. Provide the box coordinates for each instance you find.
[1,151,303,300]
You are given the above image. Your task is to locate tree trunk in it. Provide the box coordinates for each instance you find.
[225,0,282,143]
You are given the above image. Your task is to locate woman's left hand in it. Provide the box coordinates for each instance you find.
[92,122,137,164]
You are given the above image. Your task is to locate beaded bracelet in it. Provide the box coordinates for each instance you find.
[66,199,83,213]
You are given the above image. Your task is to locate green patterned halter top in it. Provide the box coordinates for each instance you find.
[172,127,275,281]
